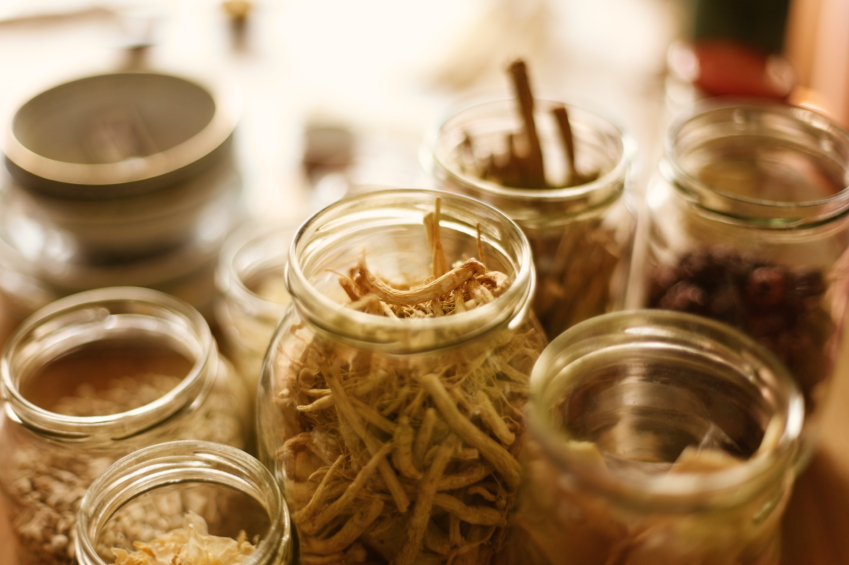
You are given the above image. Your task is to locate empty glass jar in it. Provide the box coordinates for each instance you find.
[75,440,293,565]
[257,189,546,565]
[629,101,849,454]
[428,98,636,339]
[514,310,803,565]
[0,287,250,565]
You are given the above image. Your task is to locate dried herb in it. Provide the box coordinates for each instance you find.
[111,511,257,565]
[272,201,545,564]
[648,249,832,407]
[4,375,245,565]
[455,60,623,339]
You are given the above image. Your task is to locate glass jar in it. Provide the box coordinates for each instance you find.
[215,223,296,395]
[257,189,546,565]
[75,440,293,565]
[629,101,849,452]
[0,287,250,565]
[427,98,636,339]
[514,310,803,565]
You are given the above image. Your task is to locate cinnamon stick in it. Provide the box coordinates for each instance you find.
[507,60,546,188]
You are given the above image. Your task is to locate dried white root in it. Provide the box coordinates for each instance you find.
[111,512,256,565]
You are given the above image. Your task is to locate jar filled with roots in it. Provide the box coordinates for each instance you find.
[0,287,250,565]
[256,189,546,565]
[426,60,636,340]
[75,440,293,565]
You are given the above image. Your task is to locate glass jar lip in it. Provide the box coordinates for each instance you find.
[75,439,292,565]
[285,188,535,352]
[426,98,635,203]
[0,286,215,440]
[664,99,849,217]
[216,222,296,324]
[527,309,804,506]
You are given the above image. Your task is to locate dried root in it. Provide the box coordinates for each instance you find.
[273,200,545,564]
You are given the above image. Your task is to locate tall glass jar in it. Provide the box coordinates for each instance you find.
[75,440,293,565]
[514,310,803,565]
[629,101,849,453]
[0,287,250,565]
[427,99,636,339]
[257,189,546,565]
[215,223,295,395]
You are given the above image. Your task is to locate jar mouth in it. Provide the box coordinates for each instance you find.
[285,188,535,353]
[4,71,241,198]
[0,287,215,441]
[664,100,849,226]
[75,440,291,565]
[426,98,634,209]
[527,310,804,509]
[216,222,295,327]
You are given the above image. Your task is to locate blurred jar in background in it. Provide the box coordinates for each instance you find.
[0,71,243,350]
[666,0,796,113]
[215,223,295,395]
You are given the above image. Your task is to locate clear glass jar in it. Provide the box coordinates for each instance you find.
[257,189,546,565]
[629,101,849,452]
[427,98,636,340]
[215,223,296,395]
[513,310,803,565]
[75,440,293,565]
[0,287,250,565]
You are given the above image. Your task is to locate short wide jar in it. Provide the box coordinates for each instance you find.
[0,287,250,565]
[515,310,803,565]
[75,440,293,565]
[257,189,546,565]
[428,99,636,339]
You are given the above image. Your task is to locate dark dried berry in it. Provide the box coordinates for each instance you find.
[793,270,826,298]
[679,251,726,289]
[745,266,788,309]
[659,281,708,313]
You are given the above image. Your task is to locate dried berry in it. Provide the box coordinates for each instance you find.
[648,249,833,406]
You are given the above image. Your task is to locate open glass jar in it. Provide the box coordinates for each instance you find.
[75,440,293,565]
[256,189,546,565]
[427,98,636,339]
[215,223,295,395]
[515,310,803,565]
[0,287,250,565]
[629,101,849,453]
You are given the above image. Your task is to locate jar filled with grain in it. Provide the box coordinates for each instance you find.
[0,287,250,565]
[256,189,546,565]
[426,60,636,340]
[515,310,803,565]
[75,440,293,565]
[628,101,849,460]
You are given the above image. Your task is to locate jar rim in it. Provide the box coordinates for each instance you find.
[75,439,292,565]
[216,222,295,326]
[4,71,241,195]
[663,99,849,224]
[285,188,535,353]
[527,309,804,509]
[426,98,635,204]
[0,286,216,440]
